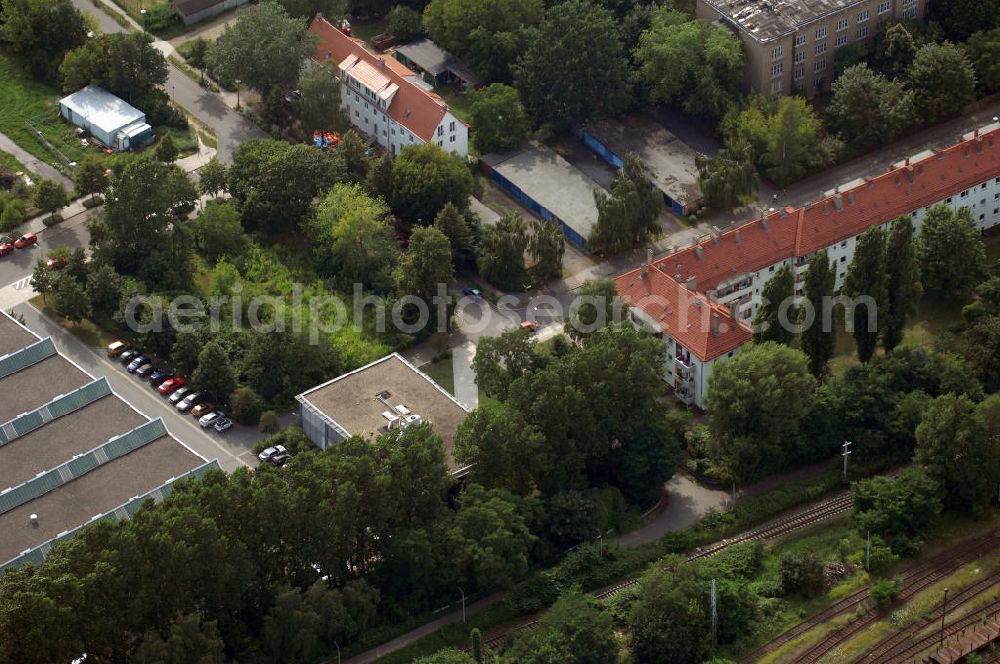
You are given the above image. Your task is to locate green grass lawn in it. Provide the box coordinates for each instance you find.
[419,358,455,396]
[0,53,108,174]
[0,149,29,174]
[348,16,390,46]
[30,295,121,349]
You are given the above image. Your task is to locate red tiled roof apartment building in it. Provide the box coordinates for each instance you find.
[617,123,1000,409]
[308,16,469,158]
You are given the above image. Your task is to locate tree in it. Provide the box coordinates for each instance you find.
[454,398,546,494]
[74,156,107,205]
[843,227,887,363]
[472,328,538,400]
[29,259,56,304]
[915,393,1000,512]
[228,138,343,235]
[206,1,317,94]
[52,275,89,324]
[800,250,836,378]
[190,342,237,404]
[882,216,921,352]
[155,134,179,163]
[635,9,743,120]
[504,591,617,664]
[422,0,543,56]
[928,0,1000,42]
[589,154,662,255]
[870,579,901,608]
[85,262,123,318]
[391,143,473,225]
[778,552,824,597]
[336,130,369,184]
[60,32,168,106]
[477,213,528,290]
[229,385,263,424]
[877,23,916,79]
[907,42,977,124]
[852,468,942,555]
[967,28,1000,93]
[528,218,564,282]
[387,4,422,42]
[918,205,988,296]
[197,157,228,198]
[706,342,816,481]
[192,202,249,262]
[366,152,394,201]
[629,561,712,664]
[297,64,350,136]
[564,277,626,342]
[32,179,67,221]
[696,136,757,210]
[433,203,475,265]
[304,183,399,291]
[395,226,454,305]
[964,316,1000,393]
[467,84,530,154]
[0,0,88,80]
[170,332,204,377]
[828,65,915,149]
[762,96,832,187]
[184,37,210,82]
[136,614,226,664]
[258,410,280,433]
[753,264,795,345]
[513,0,631,131]
[413,652,476,664]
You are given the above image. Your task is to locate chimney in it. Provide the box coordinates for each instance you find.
[847,190,855,206]
[29,513,38,527]
[833,194,844,212]
[761,215,769,231]
[734,230,741,244]
[694,297,702,310]
[780,207,788,218]
[695,245,704,261]
[710,312,721,337]
[976,137,984,154]
[379,57,385,67]
[685,275,697,292]
[904,165,915,183]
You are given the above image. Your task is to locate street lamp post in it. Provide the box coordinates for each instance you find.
[841,441,853,480]
[457,587,466,623]
[333,641,340,664]
[235,79,241,109]
[939,587,949,648]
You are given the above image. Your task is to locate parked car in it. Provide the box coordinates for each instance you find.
[159,377,186,395]
[107,341,127,358]
[119,349,139,365]
[198,411,224,428]
[167,386,191,403]
[190,402,214,418]
[258,444,287,462]
[148,369,173,385]
[213,417,233,433]
[175,391,204,412]
[520,320,538,333]
[127,355,147,373]
[46,257,67,270]
[135,363,155,377]
[268,452,292,467]
[13,233,37,249]
[462,287,482,298]
[0,243,14,257]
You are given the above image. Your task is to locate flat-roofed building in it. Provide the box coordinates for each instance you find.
[0,312,218,572]
[697,0,928,97]
[296,353,470,474]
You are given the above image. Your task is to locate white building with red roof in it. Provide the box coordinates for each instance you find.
[308,16,469,159]
[617,122,1000,409]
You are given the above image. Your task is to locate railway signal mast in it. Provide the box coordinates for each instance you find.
[842,441,853,480]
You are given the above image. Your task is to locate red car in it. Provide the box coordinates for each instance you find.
[46,257,67,270]
[520,320,538,333]
[14,233,37,249]
[0,243,13,257]
[157,376,187,394]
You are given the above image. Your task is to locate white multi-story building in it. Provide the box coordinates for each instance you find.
[617,123,1000,409]
[309,17,469,158]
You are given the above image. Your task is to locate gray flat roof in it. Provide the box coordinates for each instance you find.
[700,0,868,42]
[483,143,604,240]
[394,38,479,85]
[0,315,39,357]
[0,355,91,423]
[297,353,469,471]
[0,435,202,563]
[0,395,147,490]
[59,85,146,134]
[584,116,703,208]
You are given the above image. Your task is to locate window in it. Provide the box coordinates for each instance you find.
[878,1,890,14]
[794,65,805,80]
[840,256,846,263]
[437,126,443,137]
[769,266,775,273]
[795,34,806,46]
[840,241,847,248]
[814,59,827,72]
[363,102,368,110]
[772,46,784,60]
[946,197,953,203]
[836,17,848,31]
[354,110,359,117]
[771,62,784,76]
[835,35,848,47]
[815,26,827,39]
[449,135,455,143]
[815,43,827,55]
[857,26,869,39]
[449,121,456,132]
[794,51,806,63]
[961,190,969,198]
[857,9,869,22]
[902,7,917,19]
[771,78,783,93]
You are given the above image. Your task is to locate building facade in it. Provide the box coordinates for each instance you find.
[617,123,1000,409]
[697,0,929,97]
[309,17,469,158]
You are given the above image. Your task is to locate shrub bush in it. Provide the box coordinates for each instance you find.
[870,578,901,609]
[257,410,279,433]
[43,212,64,226]
[779,551,825,597]
[229,385,263,424]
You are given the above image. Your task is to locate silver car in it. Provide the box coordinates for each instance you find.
[175,391,204,413]
[198,411,224,428]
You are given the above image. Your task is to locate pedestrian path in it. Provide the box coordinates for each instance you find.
[452,341,478,409]
[0,132,73,189]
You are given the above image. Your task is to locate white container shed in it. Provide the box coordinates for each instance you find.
[59,85,153,152]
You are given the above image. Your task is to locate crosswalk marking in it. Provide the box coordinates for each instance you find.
[12,276,31,291]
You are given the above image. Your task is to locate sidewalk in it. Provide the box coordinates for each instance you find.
[151,40,244,112]
[0,132,73,189]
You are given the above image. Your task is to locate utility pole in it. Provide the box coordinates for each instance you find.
[865,531,871,572]
[842,441,853,480]
[939,587,949,648]
[457,587,466,623]
[710,578,718,647]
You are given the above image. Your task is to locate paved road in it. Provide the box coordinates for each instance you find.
[0,207,94,288]
[0,132,73,188]
[12,302,260,472]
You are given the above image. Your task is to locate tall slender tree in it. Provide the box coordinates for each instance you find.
[800,249,836,377]
[753,264,796,345]
[882,216,921,352]
[528,218,564,281]
[843,227,887,362]
[589,154,662,254]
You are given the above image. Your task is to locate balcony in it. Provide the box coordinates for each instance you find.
[674,357,695,382]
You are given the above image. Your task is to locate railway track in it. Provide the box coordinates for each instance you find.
[851,567,1000,663]
[476,491,855,652]
[775,532,1000,664]
[879,595,1000,663]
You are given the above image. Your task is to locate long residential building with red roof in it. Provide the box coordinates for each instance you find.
[616,122,1000,409]
[307,16,469,158]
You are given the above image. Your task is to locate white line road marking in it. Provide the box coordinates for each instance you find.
[11,276,31,290]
